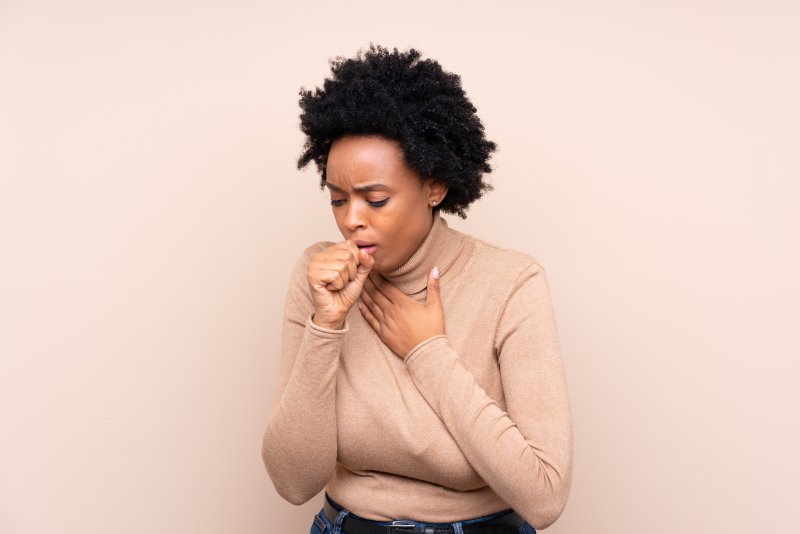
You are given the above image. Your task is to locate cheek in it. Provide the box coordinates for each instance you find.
[378,225,415,264]
[332,211,348,234]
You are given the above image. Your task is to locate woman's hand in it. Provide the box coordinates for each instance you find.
[307,240,375,329]
[358,267,445,360]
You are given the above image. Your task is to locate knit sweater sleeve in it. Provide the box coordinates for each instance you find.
[261,246,345,505]
[404,262,573,530]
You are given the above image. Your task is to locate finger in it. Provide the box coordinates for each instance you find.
[342,239,360,258]
[368,274,398,304]
[360,288,384,321]
[356,248,375,275]
[329,260,355,286]
[324,246,357,282]
[364,276,392,309]
[343,254,357,282]
[341,242,360,280]
[426,266,441,306]
[309,265,339,290]
[342,240,362,266]
[350,250,374,292]
[314,253,354,280]
[358,301,380,333]
[320,268,347,291]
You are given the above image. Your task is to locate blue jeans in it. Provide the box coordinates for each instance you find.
[310,494,536,534]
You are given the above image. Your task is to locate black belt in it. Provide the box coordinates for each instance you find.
[322,495,524,534]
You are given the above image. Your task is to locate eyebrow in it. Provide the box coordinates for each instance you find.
[325,182,391,193]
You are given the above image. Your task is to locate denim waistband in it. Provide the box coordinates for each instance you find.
[325,493,535,532]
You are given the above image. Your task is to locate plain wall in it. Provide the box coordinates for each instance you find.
[1,1,798,532]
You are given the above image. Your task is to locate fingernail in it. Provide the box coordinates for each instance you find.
[432,266,440,279]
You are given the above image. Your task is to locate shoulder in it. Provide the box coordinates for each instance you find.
[464,234,545,282]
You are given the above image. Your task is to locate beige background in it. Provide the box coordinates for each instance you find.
[1,1,798,532]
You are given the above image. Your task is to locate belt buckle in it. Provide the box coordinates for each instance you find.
[390,520,417,531]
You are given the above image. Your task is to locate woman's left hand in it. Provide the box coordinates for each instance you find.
[358,267,445,360]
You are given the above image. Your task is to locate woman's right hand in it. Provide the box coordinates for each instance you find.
[307,240,375,329]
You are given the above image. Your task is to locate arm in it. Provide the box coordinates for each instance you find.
[261,249,346,505]
[404,263,573,529]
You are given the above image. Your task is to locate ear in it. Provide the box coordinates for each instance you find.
[425,178,449,206]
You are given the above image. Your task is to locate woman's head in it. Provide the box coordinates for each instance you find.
[297,44,497,221]
[323,134,447,273]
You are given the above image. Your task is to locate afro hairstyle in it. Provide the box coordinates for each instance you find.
[297,44,497,219]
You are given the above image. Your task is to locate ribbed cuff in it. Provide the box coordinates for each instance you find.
[403,335,448,363]
[307,313,349,336]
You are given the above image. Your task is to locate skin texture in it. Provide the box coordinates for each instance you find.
[359,268,444,360]
[306,135,448,356]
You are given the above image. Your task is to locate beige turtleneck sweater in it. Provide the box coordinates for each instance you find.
[262,215,573,530]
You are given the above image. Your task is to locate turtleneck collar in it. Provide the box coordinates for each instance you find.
[380,215,471,296]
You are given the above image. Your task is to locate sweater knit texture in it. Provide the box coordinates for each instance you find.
[262,215,573,530]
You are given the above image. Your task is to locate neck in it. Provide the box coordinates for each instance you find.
[380,214,467,296]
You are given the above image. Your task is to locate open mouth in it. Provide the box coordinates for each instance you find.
[355,241,377,255]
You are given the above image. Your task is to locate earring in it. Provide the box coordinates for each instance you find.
[431,201,437,206]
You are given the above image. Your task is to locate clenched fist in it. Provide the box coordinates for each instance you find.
[307,240,375,329]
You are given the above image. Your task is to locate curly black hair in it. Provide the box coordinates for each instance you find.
[297,44,497,219]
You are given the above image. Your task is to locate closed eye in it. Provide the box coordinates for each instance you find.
[330,199,389,208]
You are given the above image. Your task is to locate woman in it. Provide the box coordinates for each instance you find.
[262,45,573,534]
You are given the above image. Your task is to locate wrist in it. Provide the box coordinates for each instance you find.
[403,334,449,363]
[311,313,344,330]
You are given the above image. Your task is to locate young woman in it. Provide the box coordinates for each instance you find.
[262,45,573,534]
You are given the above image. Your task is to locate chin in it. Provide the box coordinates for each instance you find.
[371,257,392,275]
[372,261,387,274]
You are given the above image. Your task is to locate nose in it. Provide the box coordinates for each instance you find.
[343,199,367,232]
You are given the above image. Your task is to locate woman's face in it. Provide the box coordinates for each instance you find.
[325,135,448,274]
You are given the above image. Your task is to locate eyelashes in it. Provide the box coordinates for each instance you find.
[330,199,389,208]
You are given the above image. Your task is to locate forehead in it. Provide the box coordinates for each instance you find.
[326,135,421,191]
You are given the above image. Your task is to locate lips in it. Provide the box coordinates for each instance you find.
[354,240,377,255]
